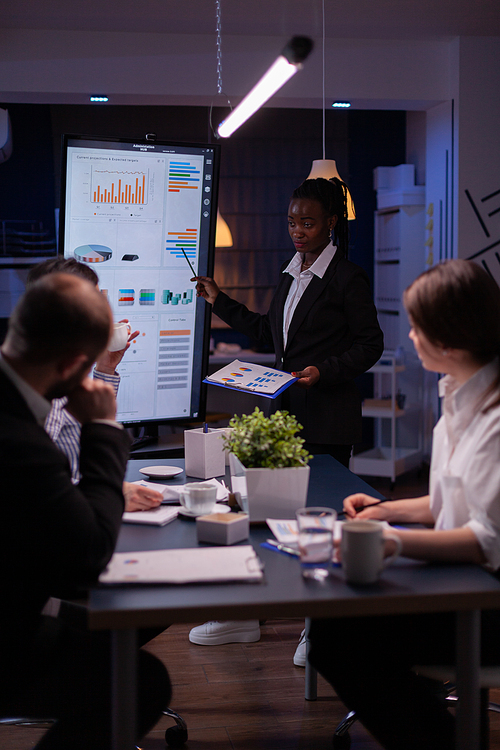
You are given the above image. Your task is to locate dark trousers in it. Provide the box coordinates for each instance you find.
[302,443,352,468]
[309,611,500,750]
[1,615,171,750]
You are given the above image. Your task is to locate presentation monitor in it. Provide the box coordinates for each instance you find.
[59,133,221,427]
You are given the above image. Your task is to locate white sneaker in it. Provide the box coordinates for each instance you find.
[188,620,261,645]
[293,628,307,667]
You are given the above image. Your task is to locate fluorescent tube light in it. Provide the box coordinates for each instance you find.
[332,101,351,108]
[90,96,109,102]
[218,36,312,139]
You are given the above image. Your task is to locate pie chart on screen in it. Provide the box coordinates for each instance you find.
[74,244,112,263]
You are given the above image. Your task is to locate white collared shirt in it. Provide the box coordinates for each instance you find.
[282,243,337,348]
[0,352,51,426]
[430,359,500,569]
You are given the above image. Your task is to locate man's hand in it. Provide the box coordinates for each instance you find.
[95,320,140,376]
[191,276,220,305]
[123,482,163,511]
[292,366,320,389]
[65,378,117,423]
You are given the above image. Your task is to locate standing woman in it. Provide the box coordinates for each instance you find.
[190,177,383,651]
[195,177,384,467]
[309,259,500,750]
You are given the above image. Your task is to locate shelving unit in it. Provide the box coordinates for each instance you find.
[350,165,426,483]
[350,354,423,484]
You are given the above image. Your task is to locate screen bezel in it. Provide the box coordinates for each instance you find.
[59,132,221,429]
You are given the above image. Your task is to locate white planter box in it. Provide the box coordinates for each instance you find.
[229,453,310,523]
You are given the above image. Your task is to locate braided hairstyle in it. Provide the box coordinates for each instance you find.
[290,177,350,258]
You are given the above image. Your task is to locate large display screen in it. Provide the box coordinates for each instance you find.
[59,134,220,425]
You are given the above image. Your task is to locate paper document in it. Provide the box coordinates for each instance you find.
[203,360,297,399]
[99,545,263,584]
[130,478,228,504]
[122,506,179,526]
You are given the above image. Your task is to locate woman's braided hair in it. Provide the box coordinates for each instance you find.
[291,177,350,258]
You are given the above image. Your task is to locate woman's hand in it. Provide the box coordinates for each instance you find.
[123,481,163,512]
[292,366,320,389]
[192,276,220,305]
[343,492,391,520]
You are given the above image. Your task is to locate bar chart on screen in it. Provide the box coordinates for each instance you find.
[91,167,148,205]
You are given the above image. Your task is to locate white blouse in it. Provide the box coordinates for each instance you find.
[282,242,337,348]
[430,359,500,569]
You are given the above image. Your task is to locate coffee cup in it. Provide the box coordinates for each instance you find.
[341,520,402,585]
[179,482,217,516]
[108,322,131,352]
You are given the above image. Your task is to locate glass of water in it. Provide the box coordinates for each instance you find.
[296,507,336,580]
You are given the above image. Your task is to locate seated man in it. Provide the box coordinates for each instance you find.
[0,272,170,749]
[28,257,163,511]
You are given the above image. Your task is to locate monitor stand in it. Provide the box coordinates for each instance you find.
[129,424,158,452]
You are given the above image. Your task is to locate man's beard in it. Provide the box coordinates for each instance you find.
[46,359,92,401]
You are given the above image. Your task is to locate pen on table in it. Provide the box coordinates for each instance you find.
[181,248,197,278]
[203,422,209,433]
[265,539,300,557]
[337,499,389,519]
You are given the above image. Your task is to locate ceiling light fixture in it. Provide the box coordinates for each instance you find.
[217,36,313,139]
[90,96,109,103]
[306,1,355,219]
[332,101,351,108]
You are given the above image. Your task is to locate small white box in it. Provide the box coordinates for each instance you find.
[196,512,250,545]
[184,427,225,479]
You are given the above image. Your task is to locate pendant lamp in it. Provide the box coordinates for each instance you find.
[307,0,355,220]
[215,208,233,247]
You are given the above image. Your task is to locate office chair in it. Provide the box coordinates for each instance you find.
[0,711,187,748]
[303,628,500,749]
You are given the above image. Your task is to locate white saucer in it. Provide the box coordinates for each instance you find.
[139,465,183,479]
[178,503,231,518]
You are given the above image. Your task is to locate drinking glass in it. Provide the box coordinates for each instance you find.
[296,507,336,580]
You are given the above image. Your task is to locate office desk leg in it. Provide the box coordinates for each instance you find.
[304,618,317,701]
[111,629,137,750]
[456,610,480,750]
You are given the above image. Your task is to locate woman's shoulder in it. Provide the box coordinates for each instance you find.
[329,256,371,284]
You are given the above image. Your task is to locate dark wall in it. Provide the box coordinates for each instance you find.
[0,104,57,236]
[0,104,406,328]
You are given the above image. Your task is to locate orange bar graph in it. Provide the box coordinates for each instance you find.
[91,170,148,205]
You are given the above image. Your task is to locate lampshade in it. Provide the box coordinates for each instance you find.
[215,209,233,247]
[307,159,356,220]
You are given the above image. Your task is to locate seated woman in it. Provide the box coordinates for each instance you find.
[309,259,500,750]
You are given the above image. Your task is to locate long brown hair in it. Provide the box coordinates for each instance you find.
[403,259,500,408]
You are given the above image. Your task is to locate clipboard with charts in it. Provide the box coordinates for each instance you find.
[99,545,264,585]
[203,360,297,399]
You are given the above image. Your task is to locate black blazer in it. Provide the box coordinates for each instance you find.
[213,253,384,444]
[0,368,130,659]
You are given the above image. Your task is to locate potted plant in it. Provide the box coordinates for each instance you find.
[223,407,312,522]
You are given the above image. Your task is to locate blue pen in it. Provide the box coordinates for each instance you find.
[203,422,208,433]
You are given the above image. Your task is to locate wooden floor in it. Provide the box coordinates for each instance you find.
[4,467,500,750]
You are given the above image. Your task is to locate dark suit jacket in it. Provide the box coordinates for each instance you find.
[213,253,384,444]
[0,368,130,663]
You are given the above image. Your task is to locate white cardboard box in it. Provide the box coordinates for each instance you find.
[196,512,249,545]
[184,427,225,479]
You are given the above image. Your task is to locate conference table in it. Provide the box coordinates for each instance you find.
[87,455,500,750]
